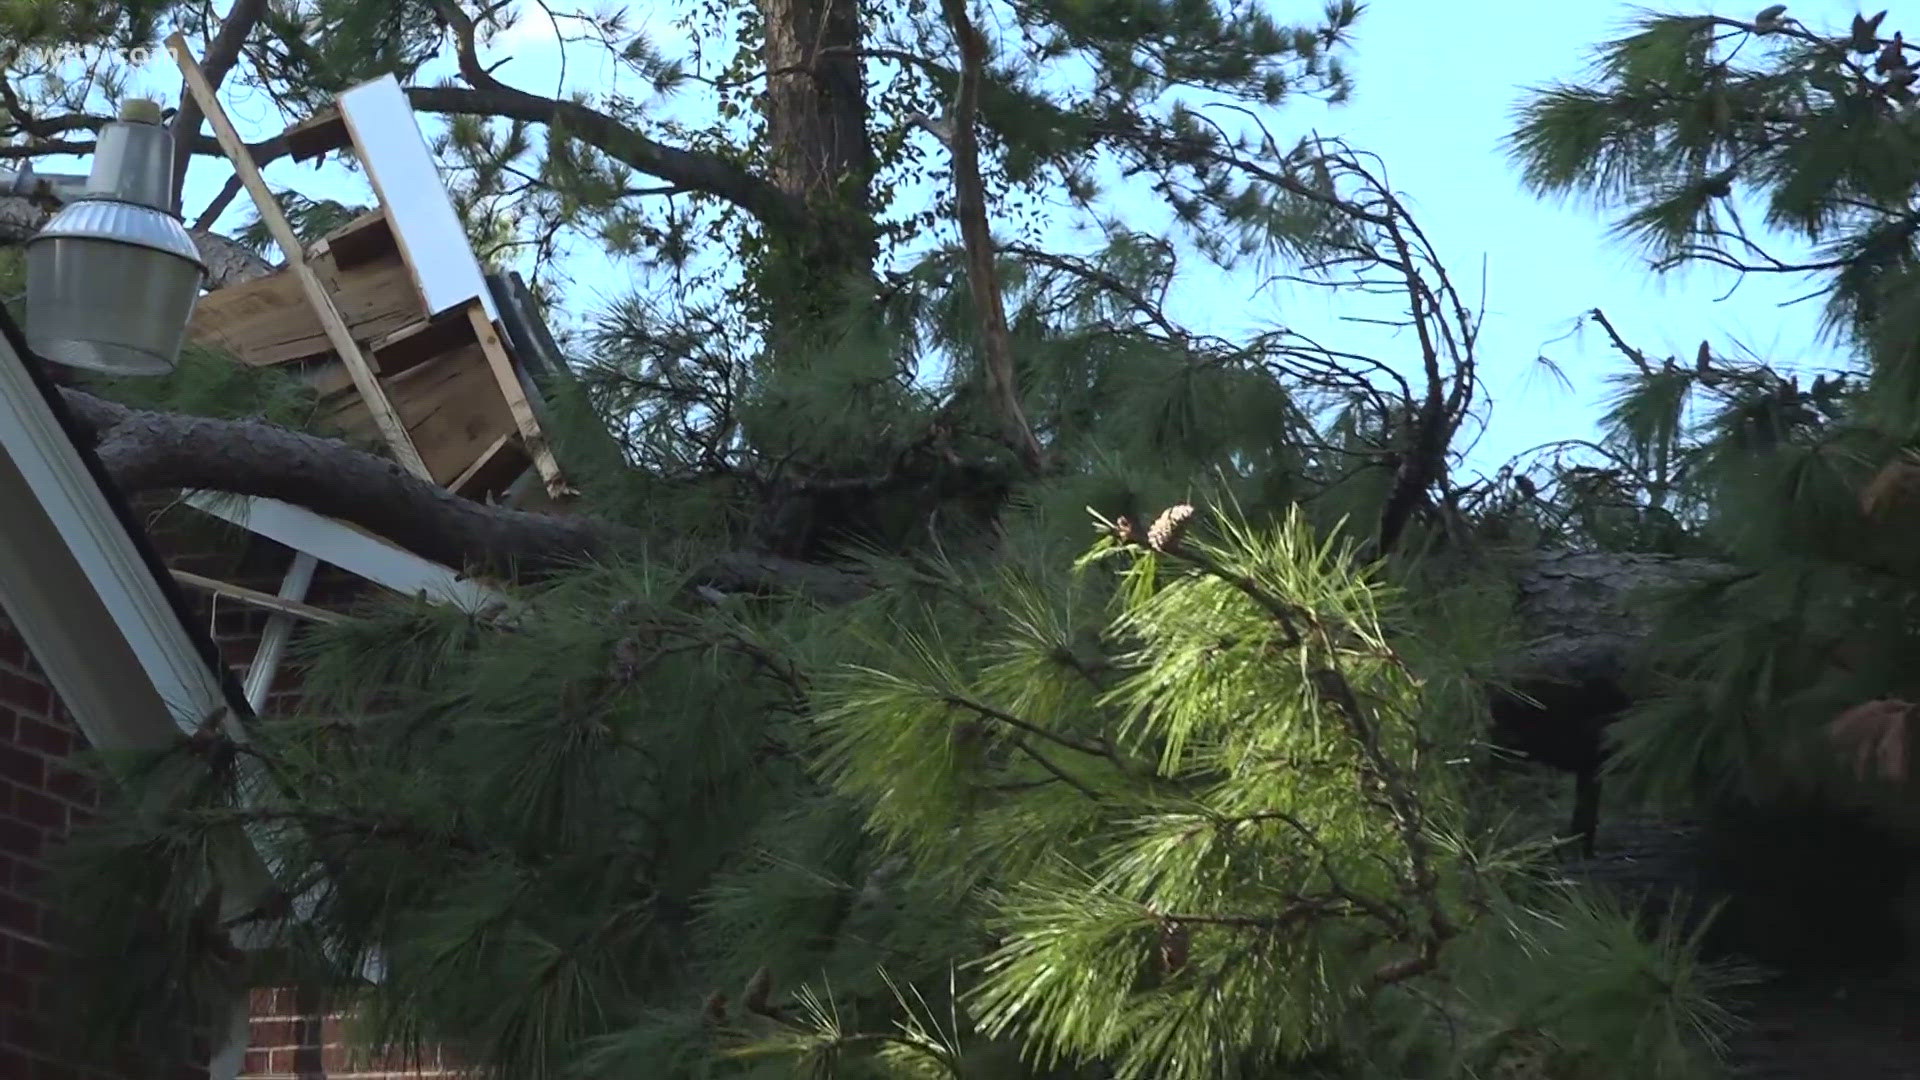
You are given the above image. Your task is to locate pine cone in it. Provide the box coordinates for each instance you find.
[609,636,646,683]
[1860,451,1920,518]
[741,965,773,1015]
[1158,918,1190,976]
[1827,699,1912,783]
[1147,504,1196,554]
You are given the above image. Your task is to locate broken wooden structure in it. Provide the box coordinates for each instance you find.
[180,63,568,504]
[160,34,571,708]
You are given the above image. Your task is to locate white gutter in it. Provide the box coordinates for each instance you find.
[0,306,238,749]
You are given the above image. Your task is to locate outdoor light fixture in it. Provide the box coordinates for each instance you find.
[24,98,207,376]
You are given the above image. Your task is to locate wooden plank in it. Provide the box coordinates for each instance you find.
[324,343,516,486]
[166,32,431,481]
[183,493,504,613]
[171,569,345,625]
[189,254,420,367]
[282,107,349,161]
[465,301,570,497]
[451,432,530,498]
[390,348,518,485]
[308,208,396,270]
[370,311,478,377]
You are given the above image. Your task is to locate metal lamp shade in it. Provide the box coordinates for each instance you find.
[25,198,207,376]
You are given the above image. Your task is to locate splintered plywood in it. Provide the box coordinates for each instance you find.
[321,342,517,486]
[336,76,499,322]
[189,251,421,367]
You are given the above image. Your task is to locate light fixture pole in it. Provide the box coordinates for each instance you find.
[24,98,207,376]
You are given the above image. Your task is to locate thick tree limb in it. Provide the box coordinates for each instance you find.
[5,84,800,238]
[168,0,271,214]
[57,387,870,603]
[0,194,273,289]
[0,124,284,166]
[936,0,1045,473]
[419,2,808,233]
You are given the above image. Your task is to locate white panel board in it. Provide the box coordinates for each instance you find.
[337,75,499,322]
[184,492,504,614]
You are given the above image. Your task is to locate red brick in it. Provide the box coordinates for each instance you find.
[11,936,48,977]
[10,789,63,832]
[42,767,90,808]
[0,820,40,862]
[0,674,49,718]
[5,1009,45,1049]
[247,1019,303,1049]
[0,747,42,789]
[13,720,68,759]
[0,892,39,937]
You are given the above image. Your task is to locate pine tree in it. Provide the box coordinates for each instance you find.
[1503,6,1920,971]
[0,0,1778,1076]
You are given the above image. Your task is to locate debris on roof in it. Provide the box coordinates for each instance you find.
[178,60,570,504]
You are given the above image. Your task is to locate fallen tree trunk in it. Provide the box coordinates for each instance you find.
[66,376,1722,639]
[1487,548,1733,853]
[59,387,872,604]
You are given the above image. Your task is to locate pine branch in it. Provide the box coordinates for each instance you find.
[1129,506,1454,984]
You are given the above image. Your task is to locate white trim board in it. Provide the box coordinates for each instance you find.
[183,492,503,613]
[337,75,499,323]
[0,328,232,749]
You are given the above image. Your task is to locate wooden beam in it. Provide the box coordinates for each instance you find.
[171,568,345,625]
[166,33,432,482]
[464,300,572,498]
[307,208,396,270]
[281,107,349,161]
[369,311,477,377]
[451,431,529,498]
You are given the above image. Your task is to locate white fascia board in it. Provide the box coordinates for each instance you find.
[0,333,230,748]
[183,492,504,613]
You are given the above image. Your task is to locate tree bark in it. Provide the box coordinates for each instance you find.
[58,387,870,602]
[756,0,881,352]
[938,0,1044,472]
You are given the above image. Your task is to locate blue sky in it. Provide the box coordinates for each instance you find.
[81,0,1861,481]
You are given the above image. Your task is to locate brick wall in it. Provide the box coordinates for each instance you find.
[0,609,209,1080]
[242,990,463,1080]
[144,524,468,1079]
[2,508,467,1079]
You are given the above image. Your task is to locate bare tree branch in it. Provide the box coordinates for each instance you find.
[418,1,809,234]
[168,0,271,214]
[936,0,1046,473]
